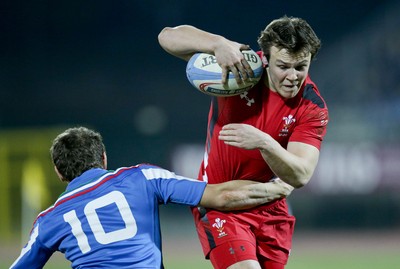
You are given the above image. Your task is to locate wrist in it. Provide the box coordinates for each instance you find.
[259,133,274,152]
[212,35,231,55]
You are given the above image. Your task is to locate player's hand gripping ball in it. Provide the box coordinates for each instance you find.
[186,49,263,97]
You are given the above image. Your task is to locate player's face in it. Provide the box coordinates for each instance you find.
[266,46,311,99]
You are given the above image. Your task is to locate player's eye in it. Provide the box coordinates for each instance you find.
[295,65,307,71]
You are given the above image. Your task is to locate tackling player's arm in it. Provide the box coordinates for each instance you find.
[158,25,253,83]
[199,178,294,211]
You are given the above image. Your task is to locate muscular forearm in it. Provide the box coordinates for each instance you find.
[159,25,252,85]
[259,138,317,188]
[219,123,319,188]
[200,179,293,211]
[158,25,224,60]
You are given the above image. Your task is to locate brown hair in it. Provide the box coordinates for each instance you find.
[50,127,105,182]
[257,15,321,61]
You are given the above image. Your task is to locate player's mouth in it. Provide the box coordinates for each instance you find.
[282,85,297,91]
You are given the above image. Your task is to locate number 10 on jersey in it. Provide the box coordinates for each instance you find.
[63,191,137,253]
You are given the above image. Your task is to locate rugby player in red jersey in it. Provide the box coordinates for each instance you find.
[158,15,329,269]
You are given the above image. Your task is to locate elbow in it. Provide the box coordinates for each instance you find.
[280,172,312,189]
[158,27,184,58]
[158,27,172,47]
[285,165,315,189]
[291,176,311,189]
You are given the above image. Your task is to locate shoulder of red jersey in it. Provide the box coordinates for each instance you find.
[302,76,327,109]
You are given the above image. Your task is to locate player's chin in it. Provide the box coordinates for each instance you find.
[279,87,298,98]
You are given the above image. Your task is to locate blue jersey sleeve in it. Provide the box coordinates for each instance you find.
[140,165,207,205]
[10,222,53,269]
[10,166,207,269]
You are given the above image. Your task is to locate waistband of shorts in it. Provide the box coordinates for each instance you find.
[243,198,287,214]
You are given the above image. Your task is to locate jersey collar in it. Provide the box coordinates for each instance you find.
[65,168,109,193]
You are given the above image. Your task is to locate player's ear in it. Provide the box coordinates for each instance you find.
[262,54,269,67]
[54,166,65,182]
[102,152,108,169]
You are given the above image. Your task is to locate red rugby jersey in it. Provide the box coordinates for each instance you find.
[199,74,329,184]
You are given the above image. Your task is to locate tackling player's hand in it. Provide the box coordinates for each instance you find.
[269,178,295,198]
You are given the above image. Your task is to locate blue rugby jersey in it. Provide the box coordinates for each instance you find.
[11,164,207,269]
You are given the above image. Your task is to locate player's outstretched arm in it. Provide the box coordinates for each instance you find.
[158,25,252,83]
[158,25,221,61]
[199,178,294,211]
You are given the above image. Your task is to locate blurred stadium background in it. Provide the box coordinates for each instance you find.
[1,0,400,268]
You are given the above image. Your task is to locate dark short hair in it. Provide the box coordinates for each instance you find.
[257,15,321,61]
[50,127,105,182]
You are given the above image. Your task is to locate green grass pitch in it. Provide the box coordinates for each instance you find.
[3,231,399,269]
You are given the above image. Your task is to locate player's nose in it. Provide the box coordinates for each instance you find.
[287,68,298,81]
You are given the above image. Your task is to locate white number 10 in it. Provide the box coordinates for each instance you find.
[63,190,137,254]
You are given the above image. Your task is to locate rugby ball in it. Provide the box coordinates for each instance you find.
[186,49,263,97]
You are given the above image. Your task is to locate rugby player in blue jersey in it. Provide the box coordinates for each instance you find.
[10,126,293,269]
